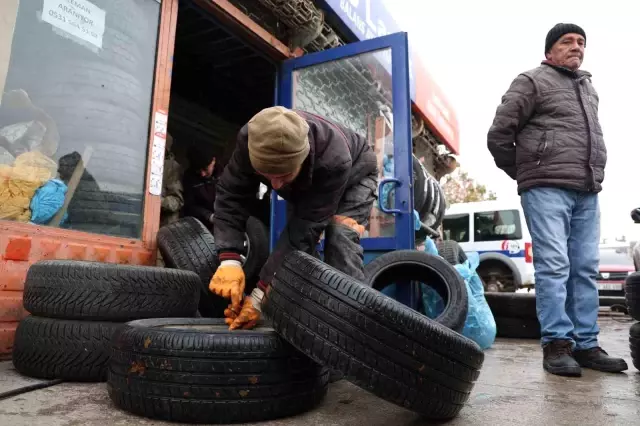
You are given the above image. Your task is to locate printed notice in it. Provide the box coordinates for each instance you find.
[42,0,106,50]
[148,135,166,196]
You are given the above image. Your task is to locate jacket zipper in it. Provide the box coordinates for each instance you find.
[574,79,595,191]
[537,137,548,165]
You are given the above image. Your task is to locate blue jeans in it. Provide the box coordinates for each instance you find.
[520,187,600,350]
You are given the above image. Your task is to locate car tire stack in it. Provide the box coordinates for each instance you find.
[107,250,484,422]
[485,293,541,339]
[625,273,640,369]
[12,261,200,382]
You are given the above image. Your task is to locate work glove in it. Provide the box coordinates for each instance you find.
[225,287,264,330]
[209,259,245,312]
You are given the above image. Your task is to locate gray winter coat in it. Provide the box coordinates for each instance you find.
[487,62,607,193]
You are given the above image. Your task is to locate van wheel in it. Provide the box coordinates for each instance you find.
[477,261,515,293]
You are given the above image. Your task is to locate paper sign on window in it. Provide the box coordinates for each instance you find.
[42,0,106,50]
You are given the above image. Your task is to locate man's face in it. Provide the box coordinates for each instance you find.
[546,33,585,71]
[200,157,216,178]
[259,166,301,190]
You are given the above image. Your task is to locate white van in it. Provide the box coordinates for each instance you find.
[441,200,535,292]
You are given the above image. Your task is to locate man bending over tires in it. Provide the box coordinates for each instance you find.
[209,106,378,330]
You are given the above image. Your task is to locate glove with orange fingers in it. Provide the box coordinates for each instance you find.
[209,254,245,313]
[225,286,264,330]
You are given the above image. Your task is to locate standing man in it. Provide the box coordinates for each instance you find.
[487,23,627,376]
[209,106,377,330]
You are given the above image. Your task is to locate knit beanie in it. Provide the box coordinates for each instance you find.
[247,106,310,175]
[545,23,586,54]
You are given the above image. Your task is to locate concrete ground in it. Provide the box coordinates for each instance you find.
[0,314,638,426]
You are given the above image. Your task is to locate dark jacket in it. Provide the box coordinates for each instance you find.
[213,110,378,283]
[182,168,220,227]
[487,62,607,194]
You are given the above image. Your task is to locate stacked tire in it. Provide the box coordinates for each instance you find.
[625,273,640,370]
[485,293,541,339]
[412,155,446,230]
[12,261,200,382]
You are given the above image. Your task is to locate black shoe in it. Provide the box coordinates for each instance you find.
[543,340,582,377]
[573,347,628,373]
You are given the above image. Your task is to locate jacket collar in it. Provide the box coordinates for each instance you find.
[541,60,592,79]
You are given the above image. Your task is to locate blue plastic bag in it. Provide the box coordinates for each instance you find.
[454,252,497,350]
[29,179,67,225]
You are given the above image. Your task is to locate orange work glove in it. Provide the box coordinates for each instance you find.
[226,296,261,330]
[209,260,245,312]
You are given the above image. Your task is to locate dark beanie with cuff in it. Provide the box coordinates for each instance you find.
[545,23,586,54]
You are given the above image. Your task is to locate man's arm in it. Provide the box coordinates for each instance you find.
[182,181,214,225]
[487,74,537,180]
[257,162,351,288]
[213,134,261,256]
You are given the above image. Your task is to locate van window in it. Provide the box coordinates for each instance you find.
[442,213,469,242]
[474,209,522,241]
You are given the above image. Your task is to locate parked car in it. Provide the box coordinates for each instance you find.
[598,244,635,297]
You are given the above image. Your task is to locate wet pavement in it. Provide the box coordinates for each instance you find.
[0,315,638,426]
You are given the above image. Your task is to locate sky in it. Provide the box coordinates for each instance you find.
[384,0,640,240]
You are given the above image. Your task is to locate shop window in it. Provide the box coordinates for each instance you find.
[474,209,522,242]
[442,213,469,242]
[0,0,160,238]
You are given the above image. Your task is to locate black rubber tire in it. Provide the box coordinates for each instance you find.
[418,170,436,222]
[157,217,227,317]
[485,292,537,320]
[436,240,468,266]
[12,316,121,382]
[23,260,200,321]
[629,323,640,370]
[364,250,468,332]
[107,318,328,424]
[625,273,640,321]
[432,182,447,229]
[244,216,270,291]
[263,251,484,420]
[412,155,427,213]
[494,316,541,339]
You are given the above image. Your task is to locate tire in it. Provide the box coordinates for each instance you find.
[23,261,200,321]
[629,323,640,370]
[494,316,540,339]
[364,250,468,332]
[432,182,447,229]
[243,217,270,290]
[263,251,484,420]
[412,155,426,213]
[625,273,640,321]
[436,240,468,266]
[107,318,328,424]
[12,316,121,381]
[485,292,537,320]
[157,217,227,317]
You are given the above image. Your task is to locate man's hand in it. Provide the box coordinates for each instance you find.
[225,296,260,330]
[209,260,245,312]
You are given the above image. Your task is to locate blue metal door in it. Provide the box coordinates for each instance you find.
[271,32,414,261]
